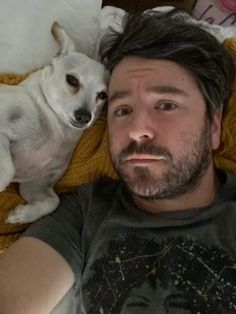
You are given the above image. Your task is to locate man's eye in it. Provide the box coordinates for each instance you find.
[158,102,177,111]
[114,107,131,117]
[66,74,79,88]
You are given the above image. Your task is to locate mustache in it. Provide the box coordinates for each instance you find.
[119,141,172,162]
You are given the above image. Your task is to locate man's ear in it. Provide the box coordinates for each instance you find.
[51,22,76,56]
[212,107,223,150]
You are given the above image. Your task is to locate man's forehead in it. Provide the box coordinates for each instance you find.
[109,70,155,91]
[109,57,198,94]
[111,57,160,75]
[109,60,160,92]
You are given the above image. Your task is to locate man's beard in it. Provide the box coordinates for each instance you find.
[111,120,212,200]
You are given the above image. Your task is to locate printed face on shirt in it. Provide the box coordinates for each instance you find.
[107,57,222,200]
[83,235,236,313]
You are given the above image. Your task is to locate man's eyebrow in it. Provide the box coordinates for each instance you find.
[109,85,188,104]
[147,85,188,97]
[109,90,132,104]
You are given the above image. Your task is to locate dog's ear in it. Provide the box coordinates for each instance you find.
[51,22,76,56]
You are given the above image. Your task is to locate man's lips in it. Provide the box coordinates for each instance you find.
[121,154,166,164]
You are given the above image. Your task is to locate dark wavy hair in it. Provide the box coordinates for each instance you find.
[100,9,235,121]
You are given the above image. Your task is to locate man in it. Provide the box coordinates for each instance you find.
[0,9,235,314]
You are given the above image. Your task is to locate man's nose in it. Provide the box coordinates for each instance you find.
[128,111,155,142]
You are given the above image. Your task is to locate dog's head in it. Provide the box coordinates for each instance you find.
[42,22,108,130]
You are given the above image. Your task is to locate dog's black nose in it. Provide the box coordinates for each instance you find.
[74,109,92,125]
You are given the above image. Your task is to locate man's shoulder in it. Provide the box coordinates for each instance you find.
[74,178,123,219]
[76,177,122,199]
[219,171,236,202]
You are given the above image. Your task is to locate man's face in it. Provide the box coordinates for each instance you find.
[107,57,222,199]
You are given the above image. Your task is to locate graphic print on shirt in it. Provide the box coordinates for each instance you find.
[83,235,236,314]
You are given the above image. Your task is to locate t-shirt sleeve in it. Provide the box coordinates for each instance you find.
[22,188,86,280]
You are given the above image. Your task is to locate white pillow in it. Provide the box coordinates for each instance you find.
[99,5,236,46]
[0,0,102,73]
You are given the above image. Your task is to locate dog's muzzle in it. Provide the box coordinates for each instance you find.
[70,108,92,128]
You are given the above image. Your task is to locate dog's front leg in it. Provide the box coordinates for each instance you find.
[6,178,60,224]
[0,133,15,191]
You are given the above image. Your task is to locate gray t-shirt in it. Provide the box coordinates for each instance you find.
[24,172,236,314]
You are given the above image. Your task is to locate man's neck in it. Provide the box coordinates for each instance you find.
[132,164,221,214]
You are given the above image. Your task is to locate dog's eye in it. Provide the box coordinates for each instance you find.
[66,74,79,88]
[97,91,107,100]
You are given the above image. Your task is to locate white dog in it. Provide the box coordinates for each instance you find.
[0,22,108,224]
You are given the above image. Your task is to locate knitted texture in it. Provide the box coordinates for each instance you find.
[213,38,236,174]
[0,38,235,252]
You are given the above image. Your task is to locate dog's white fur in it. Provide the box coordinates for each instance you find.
[0,22,108,224]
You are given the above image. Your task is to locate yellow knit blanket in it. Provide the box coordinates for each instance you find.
[0,38,236,252]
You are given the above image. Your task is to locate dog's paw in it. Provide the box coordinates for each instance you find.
[6,204,39,224]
